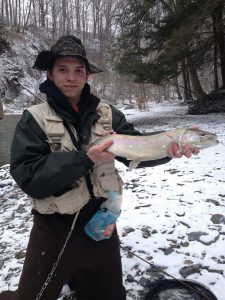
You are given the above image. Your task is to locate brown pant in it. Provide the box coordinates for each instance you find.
[0,200,126,300]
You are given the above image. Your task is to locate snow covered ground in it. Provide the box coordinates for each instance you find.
[0,100,225,299]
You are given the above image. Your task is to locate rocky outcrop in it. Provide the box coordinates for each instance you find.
[0,28,47,113]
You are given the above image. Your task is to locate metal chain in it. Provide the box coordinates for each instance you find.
[35,210,80,300]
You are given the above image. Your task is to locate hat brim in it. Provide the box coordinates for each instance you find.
[32,50,103,74]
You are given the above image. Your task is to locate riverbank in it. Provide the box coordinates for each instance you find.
[0,101,225,299]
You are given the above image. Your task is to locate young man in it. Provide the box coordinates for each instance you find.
[0,35,198,300]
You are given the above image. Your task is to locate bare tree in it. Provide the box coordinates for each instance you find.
[92,0,101,38]
[23,0,32,29]
[75,0,81,34]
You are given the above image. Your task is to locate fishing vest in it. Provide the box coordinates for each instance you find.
[27,101,123,214]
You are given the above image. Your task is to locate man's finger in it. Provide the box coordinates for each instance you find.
[191,147,200,155]
[182,144,192,158]
[167,142,181,158]
[95,140,113,152]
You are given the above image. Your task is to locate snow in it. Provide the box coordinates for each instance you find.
[0,100,225,299]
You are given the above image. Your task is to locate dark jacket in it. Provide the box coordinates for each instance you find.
[10,80,170,199]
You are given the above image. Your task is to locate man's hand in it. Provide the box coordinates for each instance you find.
[87,140,114,164]
[167,142,200,158]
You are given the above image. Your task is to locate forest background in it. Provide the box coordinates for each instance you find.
[0,0,225,115]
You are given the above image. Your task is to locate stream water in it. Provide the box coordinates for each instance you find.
[0,115,21,166]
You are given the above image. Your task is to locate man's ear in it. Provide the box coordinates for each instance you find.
[47,69,52,80]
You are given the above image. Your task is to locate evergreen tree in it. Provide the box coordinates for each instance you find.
[115,0,225,99]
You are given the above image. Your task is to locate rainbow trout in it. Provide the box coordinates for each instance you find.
[91,128,218,169]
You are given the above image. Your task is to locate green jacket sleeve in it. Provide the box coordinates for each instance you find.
[10,110,94,199]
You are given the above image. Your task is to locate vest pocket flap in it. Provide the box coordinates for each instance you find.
[44,117,64,137]
[91,123,110,137]
[46,115,62,122]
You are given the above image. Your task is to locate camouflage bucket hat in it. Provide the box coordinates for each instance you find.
[33,35,103,74]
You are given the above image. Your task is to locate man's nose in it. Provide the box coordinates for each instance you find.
[66,72,77,81]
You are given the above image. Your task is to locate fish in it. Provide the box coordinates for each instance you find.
[90,128,219,169]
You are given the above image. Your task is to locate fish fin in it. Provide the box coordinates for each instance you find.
[128,160,141,170]
[167,134,176,142]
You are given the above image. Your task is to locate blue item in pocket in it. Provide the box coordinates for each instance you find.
[84,191,122,241]
[84,208,120,241]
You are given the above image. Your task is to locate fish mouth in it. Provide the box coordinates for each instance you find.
[199,138,219,148]
[208,137,219,144]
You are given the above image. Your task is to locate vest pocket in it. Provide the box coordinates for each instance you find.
[99,170,122,191]
[91,162,123,198]
[60,140,75,152]
[31,179,90,214]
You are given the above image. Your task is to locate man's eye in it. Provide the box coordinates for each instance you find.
[76,69,84,73]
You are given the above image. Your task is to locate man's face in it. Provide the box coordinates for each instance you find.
[47,56,89,104]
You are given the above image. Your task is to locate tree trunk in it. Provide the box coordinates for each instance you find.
[212,11,219,90]
[39,0,45,28]
[0,100,4,119]
[75,0,81,33]
[61,0,67,35]
[186,64,192,100]
[181,59,191,101]
[51,0,56,40]
[92,0,97,39]
[17,0,21,31]
[1,0,4,21]
[4,0,9,25]
[32,0,38,32]
[187,57,206,99]
[23,0,32,29]
[8,0,13,27]
[217,6,225,88]
[173,77,182,100]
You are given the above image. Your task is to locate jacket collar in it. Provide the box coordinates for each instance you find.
[39,79,100,123]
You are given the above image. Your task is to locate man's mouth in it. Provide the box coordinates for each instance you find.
[64,85,77,88]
